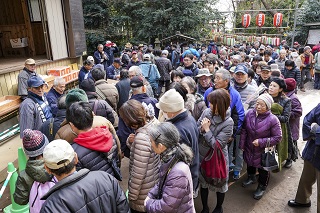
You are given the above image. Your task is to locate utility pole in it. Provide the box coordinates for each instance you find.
[291,0,300,47]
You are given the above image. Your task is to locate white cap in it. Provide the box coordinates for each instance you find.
[87,56,94,62]
[43,139,75,169]
[156,89,184,113]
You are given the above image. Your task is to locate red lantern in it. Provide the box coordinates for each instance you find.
[256,13,265,27]
[242,14,251,28]
[273,13,283,28]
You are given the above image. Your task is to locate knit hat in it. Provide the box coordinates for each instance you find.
[257,93,274,110]
[80,79,96,93]
[65,88,89,108]
[284,78,296,91]
[272,77,287,90]
[43,139,75,169]
[156,89,184,112]
[23,129,49,157]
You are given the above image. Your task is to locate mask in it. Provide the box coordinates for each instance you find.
[163,112,169,120]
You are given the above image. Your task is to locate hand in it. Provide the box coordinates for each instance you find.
[201,118,211,132]
[252,139,259,147]
[228,137,234,143]
[128,133,135,143]
[144,196,150,206]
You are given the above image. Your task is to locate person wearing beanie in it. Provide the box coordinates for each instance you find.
[269,77,295,169]
[65,88,88,109]
[284,78,302,171]
[156,89,200,198]
[80,79,116,125]
[240,93,282,200]
[40,139,129,212]
[14,129,56,213]
[19,76,52,138]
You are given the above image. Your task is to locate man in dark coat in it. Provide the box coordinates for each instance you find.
[288,103,320,212]
[46,77,66,117]
[40,139,129,213]
[104,41,119,67]
[39,95,67,142]
[156,89,199,197]
[117,76,159,158]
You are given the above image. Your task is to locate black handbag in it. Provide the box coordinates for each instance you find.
[261,138,279,171]
[101,147,123,181]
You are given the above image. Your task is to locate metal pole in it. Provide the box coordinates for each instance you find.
[291,0,300,47]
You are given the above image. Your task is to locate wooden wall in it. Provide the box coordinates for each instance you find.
[0,57,81,97]
[31,23,46,55]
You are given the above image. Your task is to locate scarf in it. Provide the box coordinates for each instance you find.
[160,146,178,163]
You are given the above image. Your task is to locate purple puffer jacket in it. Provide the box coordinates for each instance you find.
[146,159,195,213]
[286,91,302,141]
[240,109,282,168]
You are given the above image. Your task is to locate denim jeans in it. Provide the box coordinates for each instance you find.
[228,134,243,172]
[314,73,320,89]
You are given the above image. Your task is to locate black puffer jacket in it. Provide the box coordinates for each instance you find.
[72,126,119,178]
[281,66,301,88]
[40,169,130,213]
[87,92,115,124]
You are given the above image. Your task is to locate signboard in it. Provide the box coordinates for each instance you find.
[307,29,320,45]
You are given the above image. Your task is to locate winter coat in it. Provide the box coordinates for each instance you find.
[18,68,37,97]
[281,66,301,88]
[204,84,245,137]
[95,79,119,110]
[168,110,199,192]
[87,92,115,125]
[117,93,159,157]
[116,78,131,110]
[127,59,141,70]
[275,58,287,71]
[197,108,234,192]
[232,80,258,111]
[78,66,93,85]
[39,109,66,142]
[155,57,173,81]
[300,53,314,70]
[14,160,54,205]
[139,61,160,89]
[127,121,160,212]
[106,64,121,80]
[146,159,195,213]
[40,169,130,213]
[240,109,282,168]
[19,92,52,138]
[181,63,199,77]
[256,76,272,88]
[46,87,62,117]
[302,103,320,171]
[72,126,119,177]
[197,82,213,97]
[185,93,207,122]
[286,91,302,141]
[104,46,119,67]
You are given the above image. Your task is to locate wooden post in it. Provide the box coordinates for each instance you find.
[20,0,36,57]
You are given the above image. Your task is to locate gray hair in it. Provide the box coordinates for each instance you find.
[97,44,103,48]
[280,49,286,54]
[215,68,231,82]
[58,94,67,110]
[129,66,142,76]
[53,76,66,86]
[149,122,193,164]
[181,76,197,95]
[131,86,143,93]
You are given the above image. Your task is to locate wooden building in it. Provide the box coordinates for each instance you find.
[0,0,86,97]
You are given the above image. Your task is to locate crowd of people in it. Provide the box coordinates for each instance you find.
[13,39,320,212]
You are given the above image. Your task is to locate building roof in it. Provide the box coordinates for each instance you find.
[161,32,196,43]
[304,22,320,27]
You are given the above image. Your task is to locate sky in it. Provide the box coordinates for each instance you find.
[213,0,234,30]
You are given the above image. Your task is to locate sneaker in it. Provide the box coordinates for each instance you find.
[233,171,240,180]
[284,159,292,168]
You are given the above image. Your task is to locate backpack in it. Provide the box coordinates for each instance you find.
[200,141,227,188]
[29,177,57,213]
[211,46,217,54]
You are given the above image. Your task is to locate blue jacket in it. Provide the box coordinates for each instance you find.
[302,103,320,171]
[78,66,93,85]
[139,62,160,89]
[168,110,199,191]
[104,46,119,67]
[46,87,62,117]
[117,93,159,157]
[204,84,245,136]
[106,65,121,80]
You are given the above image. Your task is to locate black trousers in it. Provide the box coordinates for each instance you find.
[247,166,270,186]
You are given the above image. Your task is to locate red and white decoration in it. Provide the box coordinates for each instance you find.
[273,13,283,28]
[256,13,265,27]
[242,14,251,28]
